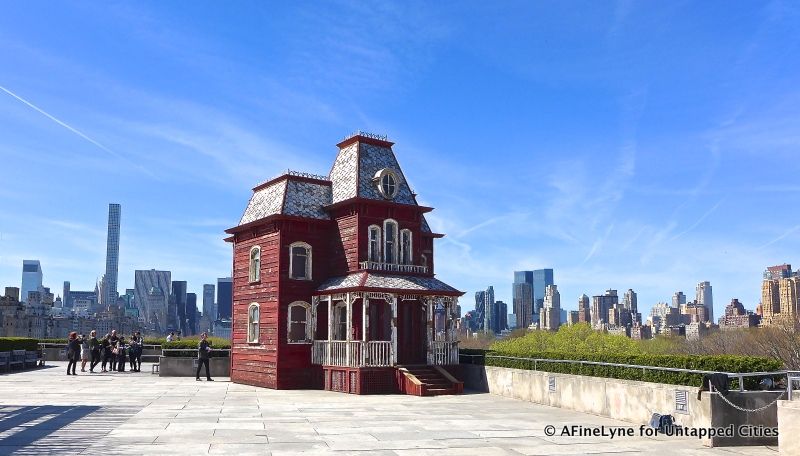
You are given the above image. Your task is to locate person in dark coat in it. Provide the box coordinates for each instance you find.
[89,330,101,373]
[116,337,127,372]
[195,333,213,381]
[66,332,79,375]
[101,334,112,372]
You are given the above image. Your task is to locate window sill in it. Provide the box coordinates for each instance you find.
[247,341,260,345]
[249,280,261,285]
[287,341,312,345]
[288,277,313,281]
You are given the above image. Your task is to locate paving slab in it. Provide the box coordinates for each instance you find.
[0,362,779,455]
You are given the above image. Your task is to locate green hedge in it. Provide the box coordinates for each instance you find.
[0,337,39,351]
[162,337,231,357]
[460,349,783,389]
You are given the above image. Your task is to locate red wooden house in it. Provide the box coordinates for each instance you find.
[225,133,464,395]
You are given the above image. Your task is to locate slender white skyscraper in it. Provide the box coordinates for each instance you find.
[696,281,713,324]
[104,203,121,307]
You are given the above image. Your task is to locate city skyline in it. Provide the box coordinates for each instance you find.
[2,3,799,316]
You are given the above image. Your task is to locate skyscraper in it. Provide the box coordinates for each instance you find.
[541,284,561,331]
[591,289,618,327]
[533,269,554,322]
[672,291,687,308]
[513,271,534,329]
[202,284,216,319]
[473,290,486,332]
[492,300,508,333]
[696,281,713,325]
[216,277,233,320]
[483,286,495,334]
[103,203,121,307]
[63,281,71,309]
[20,260,42,304]
[134,269,171,333]
[186,292,198,335]
[171,281,187,334]
[577,294,590,323]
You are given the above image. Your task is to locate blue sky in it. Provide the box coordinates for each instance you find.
[1,1,799,319]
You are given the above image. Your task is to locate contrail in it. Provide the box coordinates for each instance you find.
[760,224,800,249]
[0,84,124,160]
[0,84,157,178]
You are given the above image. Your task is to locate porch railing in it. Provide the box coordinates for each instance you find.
[429,340,459,366]
[359,261,428,274]
[312,340,392,367]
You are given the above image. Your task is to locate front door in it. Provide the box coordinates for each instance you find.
[397,301,427,365]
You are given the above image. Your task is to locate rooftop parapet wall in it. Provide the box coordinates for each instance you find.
[461,364,780,448]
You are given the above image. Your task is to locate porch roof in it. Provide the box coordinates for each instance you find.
[314,272,463,296]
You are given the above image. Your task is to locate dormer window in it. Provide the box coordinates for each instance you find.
[374,168,398,199]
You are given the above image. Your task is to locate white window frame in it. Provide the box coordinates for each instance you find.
[400,229,412,265]
[383,219,398,264]
[288,242,312,280]
[421,254,428,268]
[373,168,399,199]
[249,246,261,283]
[368,225,382,263]
[287,301,312,344]
[247,303,259,343]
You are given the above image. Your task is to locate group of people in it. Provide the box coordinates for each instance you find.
[65,329,144,376]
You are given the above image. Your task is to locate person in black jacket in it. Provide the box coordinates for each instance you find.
[89,330,101,373]
[66,332,79,375]
[101,334,112,372]
[116,337,127,372]
[196,333,213,382]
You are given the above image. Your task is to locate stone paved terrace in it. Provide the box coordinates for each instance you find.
[0,362,778,455]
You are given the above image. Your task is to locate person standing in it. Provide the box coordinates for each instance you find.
[195,333,213,382]
[166,332,175,342]
[116,336,127,372]
[130,331,143,372]
[79,334,89,372]
[89,331,101,373]
[101,334,112,372]
[66,332,79,376]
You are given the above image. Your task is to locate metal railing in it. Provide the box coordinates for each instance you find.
[312,340,392,367]
[359,261,428,274]
[460,353,794,392]
[429,341,459,366]
[161,348,231,357]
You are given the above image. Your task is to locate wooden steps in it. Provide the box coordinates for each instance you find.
[398,365,464,396]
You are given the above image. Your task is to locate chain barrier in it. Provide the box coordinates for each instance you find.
[711,385,787,413]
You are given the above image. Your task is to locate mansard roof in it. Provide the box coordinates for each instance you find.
[328,134,417,206]
[238,174,332,226]
[315,271,462,296]
[232,134,436,232]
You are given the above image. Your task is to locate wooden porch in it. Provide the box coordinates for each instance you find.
[310,291,460,369]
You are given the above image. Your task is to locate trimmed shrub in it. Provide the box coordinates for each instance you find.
[0,337,39,351]
[460,348,783,389]
[162,337,231,357]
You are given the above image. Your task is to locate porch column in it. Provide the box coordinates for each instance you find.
[363,296,369,342]
[345,293,353,366]
[310,296,319,340]
[327,295,333,365]
[388,294,398,365]
[426,297,434,365]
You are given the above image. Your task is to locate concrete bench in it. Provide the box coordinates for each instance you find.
[0,352,10,373]
[25,350,39,368]
[10,350,25,370]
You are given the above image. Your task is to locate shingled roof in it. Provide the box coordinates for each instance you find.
[235,134,434,230]
[315,271,461,295]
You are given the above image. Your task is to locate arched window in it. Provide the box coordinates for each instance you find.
[383,219,398,264]
[247,303,259,343]
[289,242,312,280]
[287,301,311,343]
[249,246,261,282]
[400,229,412,265]
[368,225,381,263]
[421,254,428,268]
